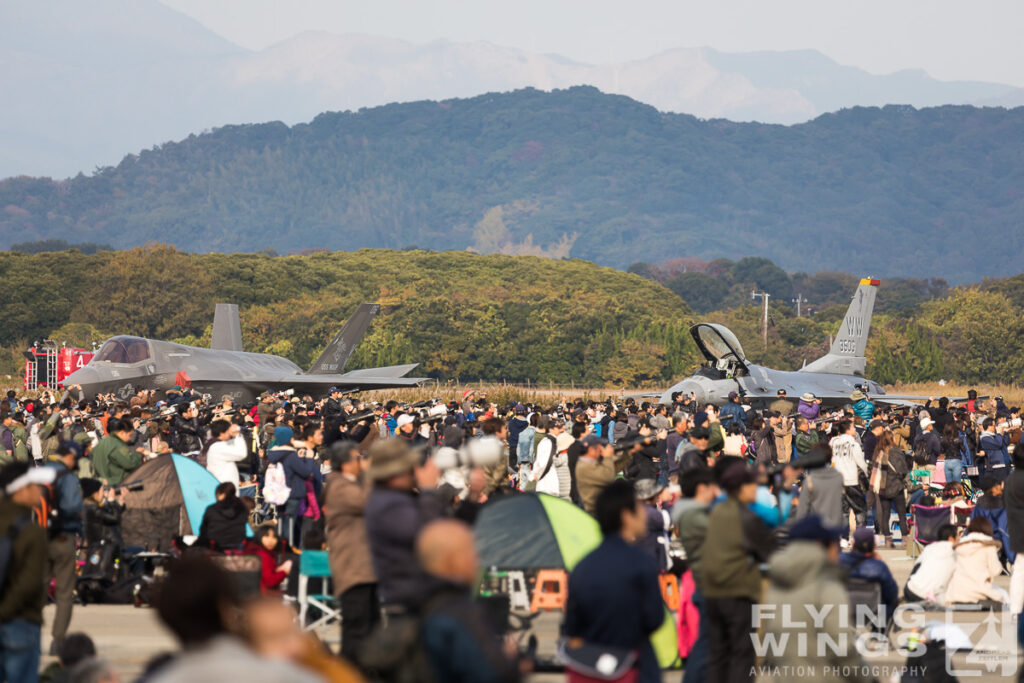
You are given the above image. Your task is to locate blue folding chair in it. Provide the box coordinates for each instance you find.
[297,550,340,631]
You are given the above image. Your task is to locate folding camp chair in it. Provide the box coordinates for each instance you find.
[847,578,886,634]
[908,504,954,559]
[297,550,341,631]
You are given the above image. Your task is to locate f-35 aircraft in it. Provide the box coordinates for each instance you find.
[63,303,425,402]
[659,278,932,407]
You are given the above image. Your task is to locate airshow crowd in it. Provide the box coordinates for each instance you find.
[1,383,1023,682]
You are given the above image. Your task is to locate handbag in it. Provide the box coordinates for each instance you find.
[560,639,638,683]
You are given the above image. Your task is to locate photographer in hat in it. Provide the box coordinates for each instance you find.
[364,439,442,612]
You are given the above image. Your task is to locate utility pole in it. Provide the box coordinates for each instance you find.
[751,289,770,350]
[791,293,808,317]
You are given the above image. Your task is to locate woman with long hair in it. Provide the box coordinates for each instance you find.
[872,429,910,546]
[941,421,963,484]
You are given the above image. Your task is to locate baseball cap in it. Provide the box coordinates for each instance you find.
[852,526,876,551]
[395,414,415,429]
[581,434,608,448]
[920,416,933,429]
[728,391,738,400]
[0,462,56,495]
[329,386,340,394]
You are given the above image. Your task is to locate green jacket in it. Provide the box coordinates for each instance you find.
[0,498,47,625]
[698,495,774,602]
[672,498,710,588]
[12,425,29,464]
[91,435,142,486]
[794,430,822,458]
[37,412,62,460]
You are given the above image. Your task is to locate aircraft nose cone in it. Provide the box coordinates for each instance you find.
[63,366,98,389]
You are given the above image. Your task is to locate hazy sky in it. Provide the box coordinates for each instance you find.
[162,0,1024,86]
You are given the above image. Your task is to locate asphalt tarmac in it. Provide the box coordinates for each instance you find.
[41,546,1019,682]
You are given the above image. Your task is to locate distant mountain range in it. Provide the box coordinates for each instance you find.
[2,87,1022,283]
[2,0,1022,179]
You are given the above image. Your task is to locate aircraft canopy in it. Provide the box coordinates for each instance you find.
[691,323,746,364]
[93,336,151,364]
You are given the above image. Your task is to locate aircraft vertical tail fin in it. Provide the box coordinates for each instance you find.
[799,278,879,376]
[308,303,380,374]
[211,303,243,352]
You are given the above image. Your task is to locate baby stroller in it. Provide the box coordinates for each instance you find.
[77,539,171,606]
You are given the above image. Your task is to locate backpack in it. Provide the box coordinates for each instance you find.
[34,468,71,538]
[262,462,290,506]
[912,439,931,467]
[0,513,32,591]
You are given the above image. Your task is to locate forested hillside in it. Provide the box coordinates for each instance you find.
[1,246,1023,388]
[2,87,1023,282]
[0,246,699,386]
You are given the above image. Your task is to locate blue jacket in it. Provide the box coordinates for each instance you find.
[517,425,536,465]
[853,399,876,421]
[507,417,528,460]
[43,459,83,536]
[365,487,443,606]
[974,492,1015,563]
[840,550,899,618]
[979,432,1010,469]
[720,402,746,433]
[564,535,664,683]
[266,446,317,502]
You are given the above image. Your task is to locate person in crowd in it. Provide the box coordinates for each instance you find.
[671,469,718,683]
[768,389,793,418]
[944,517,1008,605]
[150,555,319,683]
[39,632,97,683]
[91,418,143,486]
[870,429,909,547]
[564,479,664,683]
[634,478,670,571]
[829,420,868,543]
[170,403,203,456]
[757,515,873,683]
[747,416,775,467]
[243,597,365,682]
[516,413,537,489]
[973,474,1014,565]
[0,462,52,683]
[941,421,964,484]
[978,417,1011,480]
[793,416,821,460]
[266,426,317,546]
[575,434,632,516]
[699,462,774,683]
[850,390,875,422]
[719,392,746,435]
[531,416,560,495]
[205,419,248,490]
[506,405,529,477]
[1005,447,1024,616]
[197,482,249,551]
[860,419,886,473]
[323,440,379,662]
[797,393,821,420]
[905,523,958,605]
[248,526,292,595]
[771,412,792,465]
[42,442,84,654]
[913,416,941,469]
[364,438,442,611]
[839,527,900,626]
[415,520,521,683]
[676,426,711,476]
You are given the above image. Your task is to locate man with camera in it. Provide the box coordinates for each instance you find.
[171,403,203,457]
[576,434,634,516]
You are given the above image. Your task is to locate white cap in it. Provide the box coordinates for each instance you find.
[5,466,56,495]
[920,416,933,429]
[395,414,415,429]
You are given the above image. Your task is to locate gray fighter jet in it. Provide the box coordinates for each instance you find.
[63,303,425,402]
[659,278,935,407]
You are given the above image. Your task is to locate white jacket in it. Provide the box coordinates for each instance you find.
[906,540,956,604]
[829,433,867,486]
[944,532,1005,604]
[206,436,248,488]
[533,435,559,496]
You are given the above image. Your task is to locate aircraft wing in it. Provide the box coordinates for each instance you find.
[189,370,427,393]
[339,363,420,379]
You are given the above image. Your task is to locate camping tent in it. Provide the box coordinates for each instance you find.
[121,454,246,550]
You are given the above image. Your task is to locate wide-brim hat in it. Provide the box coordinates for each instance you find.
[368,439,419,481]
[634,478,665,501]
[801,392,816,402]
[850,390,867,401]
